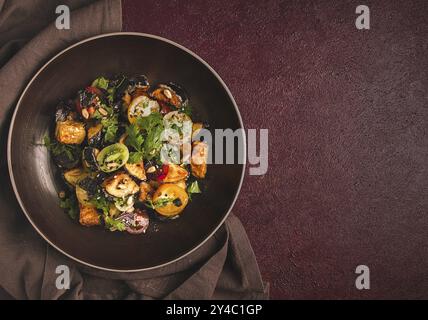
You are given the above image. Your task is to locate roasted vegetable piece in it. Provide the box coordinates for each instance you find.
[52,146,81,169]
[191,141,208,178]
[127,95,160,123]
[75,185,91,206]
[97,143,129,172]
[116,209,150,234]
[125,161,146,181]
[79,205,100,226]
[139,181,153,202]
[152,183,189,217]
[63,168,88,186]
[151,83,188,108]
[82,147,99,171]
[78,177,100,196]
[55,120,86,144]
[163,111,193,145]
[173,180,187,190]
[55,101,77,122]
[114,195,135,212]
[126,209,150,234]
[87,123,103,147]
[163,164,188,183]
[192,122,203,140]
[103,172,139,198]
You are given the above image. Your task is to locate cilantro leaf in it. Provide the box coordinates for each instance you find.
[180,104,192,117]
[91,77,109,90]
[101,115,118,143]
[59,194,79,220]
[128,151,144,164]
[104,216,126,232]
[125,123,144,152]
[43,134,80,161]
[187,180,201,194]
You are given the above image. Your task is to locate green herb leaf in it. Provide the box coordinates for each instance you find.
[101,114,119,143]
[187,180,201,194]
[104,216,126,232]
[125,123,144,152]
[144,197,174,209]
[180,104,192,117]
[91,77,109,90]
[136,113,164,161]
[43,134,80,161]
[59,194,79,220]
[128,151,144,164]
[89,192,110,216]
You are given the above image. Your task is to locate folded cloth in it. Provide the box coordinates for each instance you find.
[0,0,269,300]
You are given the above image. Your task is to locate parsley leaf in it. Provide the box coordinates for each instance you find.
[88,192,110,216]
[101,115,119,143]
[136,113,164,161]
[180,104,192,117]
[187,180,202,201]
[43,135,80,161]
[104,216,126,232]
[187,180,201,194]
[128,151,144,163]
[144,197,175,209]
[91,77,109,90]
[59,194,79,220]
[126,123,144,151]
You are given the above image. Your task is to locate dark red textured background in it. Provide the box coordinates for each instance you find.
[122,0,428,299]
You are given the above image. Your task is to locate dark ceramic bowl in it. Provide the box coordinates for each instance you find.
[7,33,245,271]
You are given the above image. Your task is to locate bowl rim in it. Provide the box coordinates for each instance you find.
[7,32,246,272]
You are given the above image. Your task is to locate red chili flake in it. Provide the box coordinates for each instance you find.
[157,164,169,182]
[85,86,103,96]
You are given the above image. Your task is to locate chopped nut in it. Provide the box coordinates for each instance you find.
[98,107,108,116]
[81,108,89,119]
[147,166,156,173]
[163,89,172,99]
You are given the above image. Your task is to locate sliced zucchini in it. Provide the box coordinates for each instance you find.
[103,172,139,198]
[75,185,91,206]
[152,183,189,217]
[63,168,88,186]
[97,143,129,172]
[127,95,160,123]
[114,195,135,212]
[87,123,103,147]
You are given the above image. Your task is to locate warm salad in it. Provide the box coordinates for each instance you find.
[44,75,208,234]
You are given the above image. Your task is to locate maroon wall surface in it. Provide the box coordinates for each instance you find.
[123,0,428,299]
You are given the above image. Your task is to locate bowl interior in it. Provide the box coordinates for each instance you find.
[8,34,244,271]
